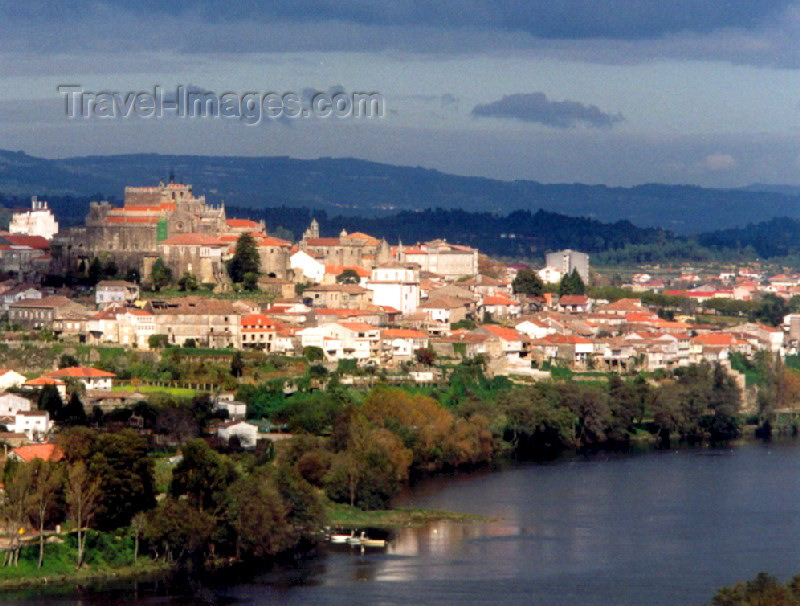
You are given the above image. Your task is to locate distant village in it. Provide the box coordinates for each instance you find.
[0,180,798,450]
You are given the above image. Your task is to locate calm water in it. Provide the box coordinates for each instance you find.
[7,441,800,606]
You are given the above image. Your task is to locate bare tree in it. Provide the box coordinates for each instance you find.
[0,462,34,567]
[28,460,63,569]
[66,461,102,569]
[131,512,146,564]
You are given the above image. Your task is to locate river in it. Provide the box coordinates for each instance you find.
[6,441,800,605]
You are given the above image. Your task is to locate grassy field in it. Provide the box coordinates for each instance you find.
[325,502,491,529]
[112,385,200,397]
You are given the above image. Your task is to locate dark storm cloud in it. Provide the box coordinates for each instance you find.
[6,0,788,40]
[472,93,623,129]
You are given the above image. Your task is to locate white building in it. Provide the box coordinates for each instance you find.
[43,367,116,391]
[217,420,258,448]
[96,280,140,307]
[367,264,420,315]
[8,410,53,440]
[290,250,326,283]
[537,266,563,284]
[299,322,380,363]
[0,392,32,415]
[0,369,27,391]
[9,196,59,240]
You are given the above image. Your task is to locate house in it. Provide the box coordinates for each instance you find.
[0,369,26,391]
[240,314,280,351]
[8,442,64,462]
[23,377,67,399]
[481,295,521,321]
[381,328,430,361]
[43,366,116,391]
[0,392,32,416]
[1,283,42,313]
[156,233,228,284]
[147,296,242,348]
[558,295,592,314]
[302,283,372,310]
[530,334,594,368]
[367,264,420,315]
[476,325,529,366]
[537,266,563,284]
[515,317,555,340]
[418,296,471,334]
[299,322,381,363]
[96,280,140,307]
[6,411,54,441]
[215,400,248,420]
[217,420,258,448]
[8,295,89,332]
[290,250,326,283]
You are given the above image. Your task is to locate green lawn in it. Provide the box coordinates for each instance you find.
[112,385,199,397]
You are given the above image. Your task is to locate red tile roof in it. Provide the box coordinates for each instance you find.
[11,443,64,463]
[44,367,116,379]
[226,218,261,229]
[480,325,522,341]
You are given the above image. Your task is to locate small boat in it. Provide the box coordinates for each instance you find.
[346,532,363,545]
[329,533,351,544]
[360,537,387,548]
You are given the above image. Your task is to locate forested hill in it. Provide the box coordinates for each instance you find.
[2,149,800,234]
[236,206,670,260]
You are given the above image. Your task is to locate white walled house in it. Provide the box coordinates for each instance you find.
[217,420,258,448]
[0,369,27,391]
[8,410,53,440]
[0,392,32,416]
[96,280,140,307]
[9,196,59,240]
[381,328,430,361]
[367,265,420,315]
[515,318,556,340]
[43,367,116,391]
[537,266,563,284]
[290,250,326,283]
[299,322,380,363]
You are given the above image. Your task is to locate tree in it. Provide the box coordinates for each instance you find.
[87,430,156,529]
[59,353,80,368]
[231,351,245,378]
[177,272,198,292]
[512,269,545,296]
[88,257,103,285]
[414,347,437,366]
[227,471,291,559]
[60,392,88,426]
[131,512,146,564]
[336,269,361,284]
[38,384,63,420]
[148,334,169,349]
[143,498,214,564]
[227,233,260,284]
[170,439,238,514]
[28,460,63,568]
[559,268,586,295]
[1,461,34,567]
[150,258,172,291]
[242,271,259,292]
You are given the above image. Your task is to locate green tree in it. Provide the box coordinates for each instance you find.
[242,271,259,292]
[143,498,215,564]
[336,269,361,284]
[177,272,199,292]
[512,269,545,296]
[559,268,586,295]
[227,471,292,559]
[170,439,238,513]
[38,384,63,420]
[150,258,172,291]
[231,351,245,378]
[227,233,260,284]
[87,430,156,529]
[88,257,103,285]
[60,392,88,426]
[59,353,80,368]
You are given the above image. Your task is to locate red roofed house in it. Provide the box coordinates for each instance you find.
[240,314,280,351]
[298,322,380,363]
[476,325,529,366]
[8,443,64,463]
[558,295,592,314]
[44,367,116,391]
[481,295,521,321]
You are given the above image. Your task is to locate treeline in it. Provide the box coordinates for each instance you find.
[1,429,324,572]
[237,360,744,509]
[228,206,672,259]
[709,572,800,605]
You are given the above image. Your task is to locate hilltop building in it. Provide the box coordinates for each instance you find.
[9,196,59,240]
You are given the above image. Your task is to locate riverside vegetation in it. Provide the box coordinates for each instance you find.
[5,347,793,584]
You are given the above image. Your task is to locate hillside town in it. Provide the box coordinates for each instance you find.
[0,181,798,454]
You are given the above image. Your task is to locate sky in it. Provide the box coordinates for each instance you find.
[1,0,800,187]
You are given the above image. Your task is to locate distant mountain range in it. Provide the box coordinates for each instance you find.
[2,149,800,234]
